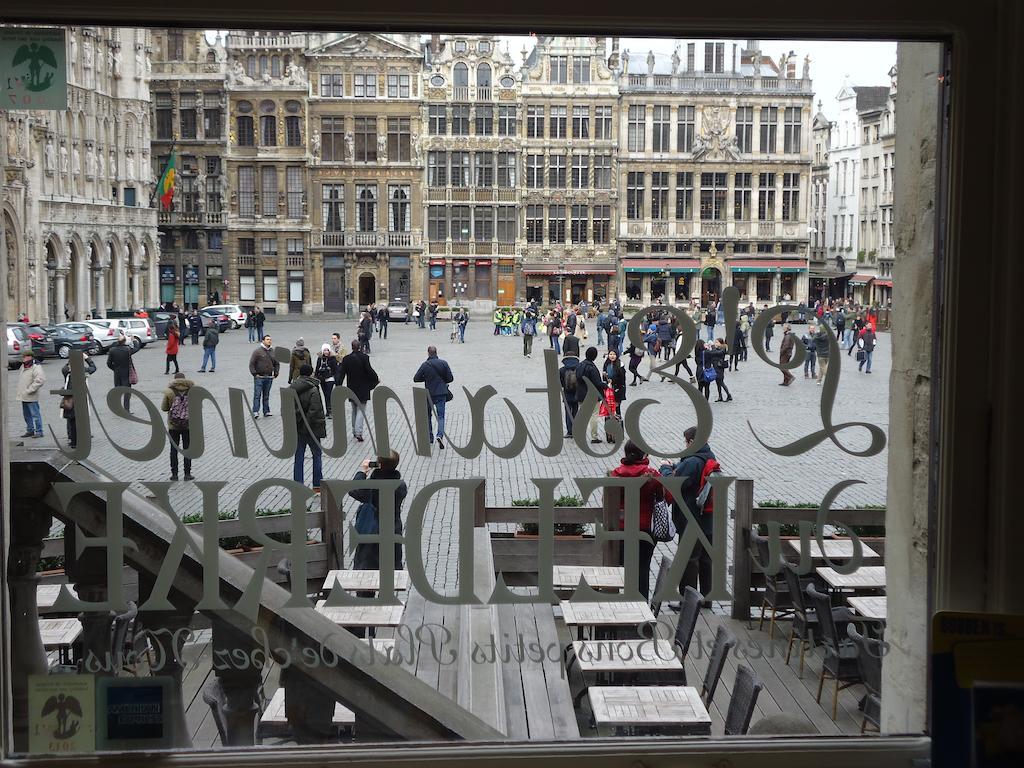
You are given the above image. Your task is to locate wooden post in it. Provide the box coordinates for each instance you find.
[473,478,487,527]
[321,484,342,570]
[205,622,264,746]
[602,486,622,567]
[64,525,115,676]
[282,666,337,743]
[731,478,754,620]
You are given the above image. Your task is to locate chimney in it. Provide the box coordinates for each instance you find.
[431,33,440,56]
[787,50,796,79]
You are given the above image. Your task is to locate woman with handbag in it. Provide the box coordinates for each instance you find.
[164,319,181,375]
[602,349,627,442]
[708,338,733,402]
[547,310,563,354]
[694,338,714,401]
[106,333,140,413]
[59,350,96,449]
[609,439,664,601]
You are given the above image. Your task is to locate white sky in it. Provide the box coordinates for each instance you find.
[204,32,895,118]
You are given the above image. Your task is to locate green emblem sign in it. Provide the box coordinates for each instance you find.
[1,27,67,110]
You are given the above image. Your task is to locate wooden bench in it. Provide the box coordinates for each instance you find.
[258,688,354,740]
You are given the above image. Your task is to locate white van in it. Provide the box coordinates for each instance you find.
[92,318,155,350]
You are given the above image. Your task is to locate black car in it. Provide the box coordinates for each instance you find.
[22,323,56,359]
[46,325,101,358]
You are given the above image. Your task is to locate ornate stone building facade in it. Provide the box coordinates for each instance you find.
[306,33,424,313]
[617,40,814,306]
[223,32,312,314]
[420,34,520,309]
[809,103,834,298]
[3,26,159,323]
[519,37,620,305]
[150,30,228,308]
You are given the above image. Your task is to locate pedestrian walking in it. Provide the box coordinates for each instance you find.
[428,301,439,330]
[547,311,563,355]
[695,339,713,401]
[606,318,620,356]
[59,352,96,449]
[106,333,139,413]
[521,307,537,357]
[290,363,327,491]
[337,339,379,442]
[254,306,266,340]
[708,339,733,401]
[626,342,645,386]
[835,310,847,349]
[16,351,45,438]
[660,426,719,606]
[415,300,427,329]
[249,335,280,418]
[670,333,696,384]
[245,308,257,342]
[596,309,607,346]
[657,315,674,361]
[358,312,374,354]
[849,313,865,356]
[413,346,454,450]
[778,323,796,386]
[164,320,181,374]
[611,440,663,601]
[814,324,831,385]
[575,346,606,444]
[801,325,818,378]
[288,338,312,383]
[857,325,877,373]
[703,307,716,342]
[188,310,202,345]
[161,372,195,481]
[378,304,390,339]
[730,321,745,371]
[642,324,660,382]
[559,345,581,438]
[198,324,218,372]
[349,452,408,570]
[330,332,346,361]
[456,307,468,343]
[602,349,627,442]
[315,343,339,417]
[764,316,775,351]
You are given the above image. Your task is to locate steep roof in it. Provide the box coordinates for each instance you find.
[855,86,889,114]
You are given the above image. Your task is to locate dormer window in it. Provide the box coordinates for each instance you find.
[454,40,467,53]
[478,40,491,54]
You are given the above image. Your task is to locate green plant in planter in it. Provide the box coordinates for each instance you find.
[38,555,66,572]
[514,495,587,537]
[757,500,819,508]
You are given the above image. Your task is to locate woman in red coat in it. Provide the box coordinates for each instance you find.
[610,439,664,601]
[164,320,181,374]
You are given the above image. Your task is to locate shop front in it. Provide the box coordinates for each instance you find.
[427,259,447,304]
[389,255,411,303]
[873,277,893,306]
[809,269,854,301]
[206,265,225,305]
[159,264,176,306]
[522,263,617,307]
[622,259,700,305]
[728,259,808,304]
[183,264,200,308]
[496,258,516,305]
[849,272,876,305]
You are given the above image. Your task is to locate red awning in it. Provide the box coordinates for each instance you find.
[428,259,446,266]
[874,278,893,288]
[849,273,875,285]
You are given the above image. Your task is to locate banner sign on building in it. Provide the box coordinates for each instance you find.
[1,27,67,110]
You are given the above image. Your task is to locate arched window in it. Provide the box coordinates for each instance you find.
[271,56,281,77]
[453,62,469,87]
[246,55,256,77]
[476,62,491,88]
[259,55,269,77]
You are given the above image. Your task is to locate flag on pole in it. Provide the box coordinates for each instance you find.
[158,151,177,210]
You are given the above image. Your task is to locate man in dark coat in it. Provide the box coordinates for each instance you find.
[336,339,379,442]
[813,324,831,385]
[575,346,606,444]
[660,426,718,606]
[290,363,327,490]
[106,333,139,412]
[778,323,797,386]
[188,309,203,345]
[377,304,390,338]
[349,451,408,571]
[558,343,581,438]
[412,345,453,449]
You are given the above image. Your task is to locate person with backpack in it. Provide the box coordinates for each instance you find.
[610,439,663,601]
[290,363,327,491]
[198,323,218,373]
[161,372,195,481]
[660,425,720,607]
[288,338,312,383]
[558,342,581,438]
[596,310,607,346]
[575,346,606,444]
[521,307,538,357]
[164,320,181,375]
[315,343,339,418]
[641,323,660,382]
[337,338,380,442]
[413,346,454,450]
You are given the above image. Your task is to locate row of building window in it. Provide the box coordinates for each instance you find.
[625,171,802,222]
[624,241,800,254]
[154,92,223,141]
[236,114,303,147]
[427,206,520,242]
[321,184,412,232]
[625,104,802,153]
[319,72,413,99]
[547,55,592,84]
[318,117,411,162]
[524,105,614,140]
[522,205,613,244]
[236,166,306,218]
[427,104,519,136]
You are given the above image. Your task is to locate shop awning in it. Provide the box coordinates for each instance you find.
[522,264,616,276]
[874,278,893,288]
[849,273,875,285]
[623,258,700,273]
[728,259,807,273]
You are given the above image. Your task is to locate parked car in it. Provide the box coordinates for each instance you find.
[201,304,245,329]
[6,324,32,369]
[198,309,230,334]
[387,300,410,323]
[78,320,119,352]
[144,311,175,339]
[21,323,56,359]
[92,317,155,350]
[47,325,102,358]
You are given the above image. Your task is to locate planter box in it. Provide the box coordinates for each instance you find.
[490,532,600,586]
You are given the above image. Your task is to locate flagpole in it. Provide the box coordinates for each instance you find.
[149,140,176,209]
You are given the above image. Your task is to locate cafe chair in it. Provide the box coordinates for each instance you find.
[807,584,862,720]
[724,664,764,735]
[700,625,737,707]
[847,624,883,732]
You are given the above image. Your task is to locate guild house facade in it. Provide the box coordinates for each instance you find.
[140,32,819,312]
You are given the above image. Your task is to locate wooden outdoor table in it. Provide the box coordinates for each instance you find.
[588,685,711,736]
[36,584,64,611]
[314,601,405,630]
[38,618,82,664]
[560,600,655,640]
[847,595,888,621]
[551,566,625,592]
[815,565,886,592]
[572,639,682,673]
[259,687,355,739]
[321,570,410,594]
[786,538,878,560]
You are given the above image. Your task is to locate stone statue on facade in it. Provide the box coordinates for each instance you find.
[44,136,55,172]
[85,144,96,177]
[344,131,354,161]
[135,45,143,77]
[621,50,629,75]
[377,133,387,162]
[125,149,135,179]
[6,120,18,161]
[778,51,789,77]
[671,47,680,74]
[83,38,92,68]
[59,142,69,174]
[803,54,811,80]
[647,50,655,74]
[69,33,77,69]
[97,148,105,181]
[411,131,421,163]
[285,62,306,85]
[752,50,761,74]
[310,130,320,159]
[111,46,121,79]
[71,143,80,175]
[7,247,15,300]
[108,149,116,179]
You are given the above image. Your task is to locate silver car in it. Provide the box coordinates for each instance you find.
[387,300,410,323]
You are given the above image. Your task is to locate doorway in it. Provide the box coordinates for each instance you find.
[700,267,721,307]
[324,269,346,312]
[288,270,304,313]
[358,272,376,309]
[651,278,666,303]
